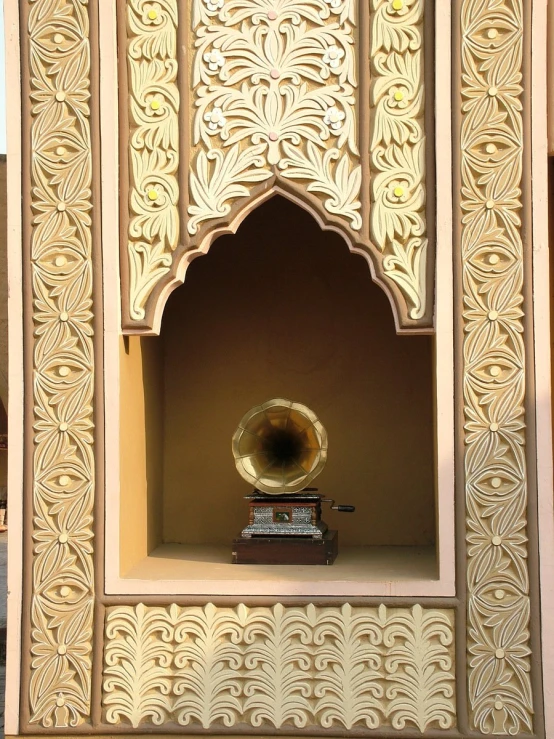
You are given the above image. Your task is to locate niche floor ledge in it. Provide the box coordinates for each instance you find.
[109,543,454,598]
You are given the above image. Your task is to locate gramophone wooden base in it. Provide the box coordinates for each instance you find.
[232,530,338,565]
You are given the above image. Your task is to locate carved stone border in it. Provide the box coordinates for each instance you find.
[459,0,534,733]
[23,0,96,729]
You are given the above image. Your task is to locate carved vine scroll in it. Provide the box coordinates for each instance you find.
[103,603,456,731]
[122,0,432,333]
[460,0,533,733]
[27,0,95,728]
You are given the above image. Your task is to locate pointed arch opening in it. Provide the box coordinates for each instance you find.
[116,196,439,591]
[124,184,434,336]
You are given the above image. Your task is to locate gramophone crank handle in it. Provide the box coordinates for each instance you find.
[321,498,356,512]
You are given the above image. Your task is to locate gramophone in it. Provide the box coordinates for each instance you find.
[231,398,354,565]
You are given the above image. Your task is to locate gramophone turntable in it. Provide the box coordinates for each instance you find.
[231,398,355,565]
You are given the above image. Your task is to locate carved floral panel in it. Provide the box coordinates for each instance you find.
[460,0,533,734]
[103,603,456,731]
[123,0,431,332]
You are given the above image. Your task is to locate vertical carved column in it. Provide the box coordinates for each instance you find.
[27,0,95,727]
[460,0,533,733]
[126,0,180,323]
[370,0,427,322]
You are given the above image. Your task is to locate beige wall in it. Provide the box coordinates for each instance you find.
[0,156,7,408]
[0,157,7,497]
[119,335,164,573]
[155,197,436,547]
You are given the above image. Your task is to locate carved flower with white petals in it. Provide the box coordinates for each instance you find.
[203,49,225,72]
[144,183,169,208]
[323,106,345,132]
[203,0,224,11]
[323,46,345,70]
[145,93,165,116]
[389,85,410,109]
[204,106,226,131]
[143,2,162,25]
[388,180,410,203]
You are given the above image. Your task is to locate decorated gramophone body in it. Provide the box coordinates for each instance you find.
[231,399,354,564]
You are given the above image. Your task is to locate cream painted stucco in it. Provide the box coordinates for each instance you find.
[119,335,164,574]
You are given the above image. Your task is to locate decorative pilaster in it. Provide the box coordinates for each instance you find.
[27,0,95,727]
[460,0,533,733]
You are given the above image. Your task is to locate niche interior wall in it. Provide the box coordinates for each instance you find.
[4,0,554,738]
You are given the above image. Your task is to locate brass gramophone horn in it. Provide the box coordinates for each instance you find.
[232,398,328,494]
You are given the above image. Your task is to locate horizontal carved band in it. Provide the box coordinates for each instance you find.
[103,602,456,731]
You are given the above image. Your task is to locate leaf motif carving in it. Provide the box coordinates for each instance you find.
[370,0,427,321]
[103,603,456,731]
[460,0,533,733]
[127,0,180,321]
[188,0,360,231]
[27,0,95,727]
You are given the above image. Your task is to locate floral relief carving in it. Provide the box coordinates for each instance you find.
[103,603,456,731]
[27,0,95,727]
[370,0,427,321]
[460,0,533,734]
[127,0,180,321]
[123,0,432,332]
[188,0,360,234]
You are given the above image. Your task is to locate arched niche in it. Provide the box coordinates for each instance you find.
[120,0,434,334]
[118,196,437,580]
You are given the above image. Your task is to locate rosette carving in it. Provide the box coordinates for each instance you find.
[122,0,432,332]
[103,603,456,731]
[460,0,533,733]
[27,0,95,727]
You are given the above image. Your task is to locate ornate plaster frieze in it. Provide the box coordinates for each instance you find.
[460,0,533,734]
[188,0,360,233]
[27,0,95,728]
[103,603,456,731]
[122,0,432,333]
[126,0,180,321]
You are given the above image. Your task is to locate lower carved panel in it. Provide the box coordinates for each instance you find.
[103,603,456,731]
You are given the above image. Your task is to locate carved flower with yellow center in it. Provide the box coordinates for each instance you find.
[203,49,225,72]
[389,85,410,109]
[203,0,224,11]
[323,45,344,70]
[145,93,165,116]
[204,106,227,131]
[323,106,345,132]
[389,180,410,203]
[388,0,413,14]
[143,3,162,24]
[144,183,168,208]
